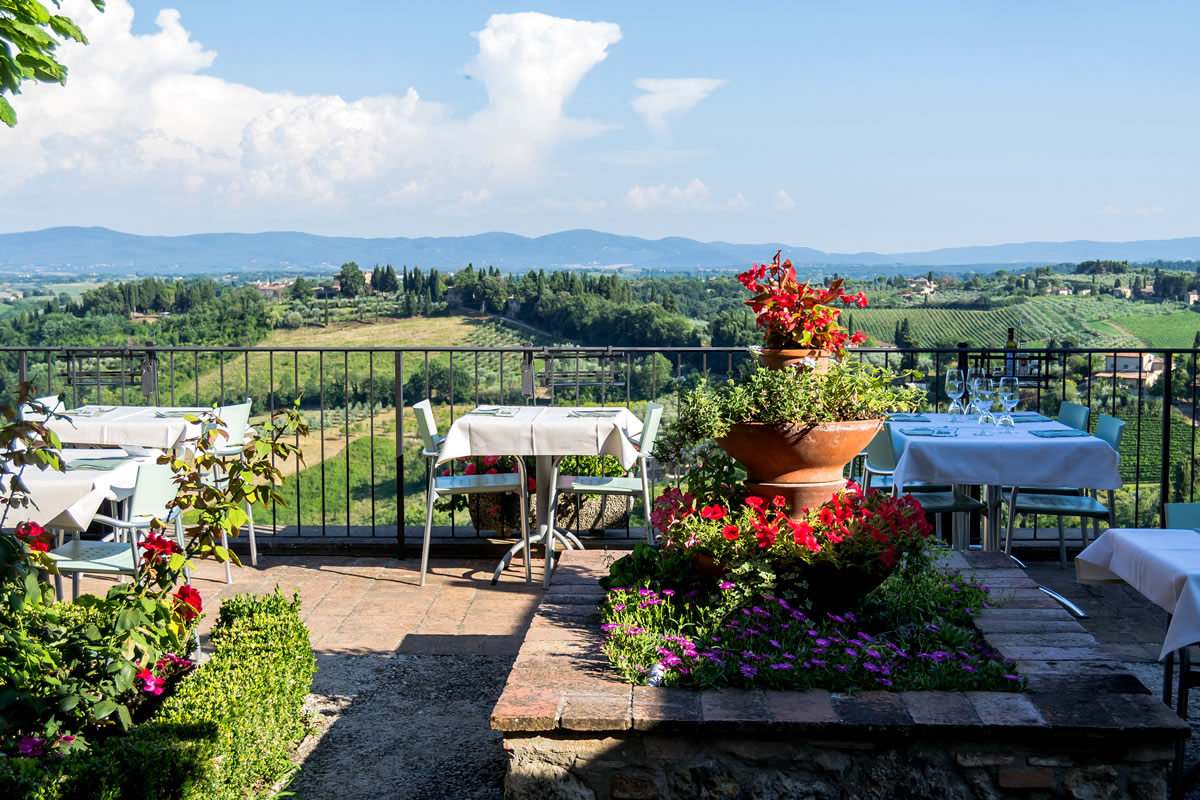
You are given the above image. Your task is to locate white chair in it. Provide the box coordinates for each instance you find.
[203,399,256,580]
[47,461,185,600]
[413,400,531,587]
[547,402,664,551]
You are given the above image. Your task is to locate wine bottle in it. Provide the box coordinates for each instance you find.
[1004,327,1017,377]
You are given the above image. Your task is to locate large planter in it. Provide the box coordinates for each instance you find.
[716,419,882,516]
[783,560,895,612]
[467,493,632,537]
[758,348,830,371]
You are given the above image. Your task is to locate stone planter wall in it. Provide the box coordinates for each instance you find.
[491,550,1188,800]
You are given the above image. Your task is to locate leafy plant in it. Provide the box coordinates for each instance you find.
[672,359,925,442]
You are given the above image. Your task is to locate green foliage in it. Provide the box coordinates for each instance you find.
[0,0,103,127]
[0,589,315,800]
[673,360,923,443]
[337,262,366,298]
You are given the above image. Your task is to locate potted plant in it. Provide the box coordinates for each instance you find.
[438,454,631,535]
[671,359,923,513]
[739,250,868,370]
[652,481,933,610]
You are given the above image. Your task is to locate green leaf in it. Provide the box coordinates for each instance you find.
[93,698,117,719]
[0,95,16,127]
[115,608,142,631]
[58,694,80,711]
[116,703,132,729]
[48,15,86,44]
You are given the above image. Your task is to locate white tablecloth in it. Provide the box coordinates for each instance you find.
[438,406,642,468]
[1076,528,1200,660]
[2,449,145,530]
[44,406,206,450]
[891,412,1122,491]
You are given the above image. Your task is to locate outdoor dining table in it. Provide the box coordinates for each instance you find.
[1076,528,1200,797]
[437,405,643,586]
[43,404,209,451]
[1,448,146,531]
[891,412,1123,551]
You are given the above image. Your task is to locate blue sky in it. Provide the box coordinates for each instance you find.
[4,0,1198,252]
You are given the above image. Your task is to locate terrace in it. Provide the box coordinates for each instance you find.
[4,339,1199,798]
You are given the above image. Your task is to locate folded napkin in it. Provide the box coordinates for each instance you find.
[899,427,957,437]
[468,407,518,417]
[568,409,621,418]
[67,457,132,471]
[1011,412,1051,423]
[66,406,116,418]
[888,413,930,422]
[155,409,203,418]
[1030,429,1090,438]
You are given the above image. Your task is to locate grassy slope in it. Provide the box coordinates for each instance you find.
[1107,310,1200,349]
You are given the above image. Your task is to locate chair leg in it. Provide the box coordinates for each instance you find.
[420,472,436,587]
[221,529,233,584]
[518,485,531,585]
[1004,489,1018,556]
[245,499,258,567]
[1057,516,1066,570]
[640,471,653,545]
[72,572,80,600]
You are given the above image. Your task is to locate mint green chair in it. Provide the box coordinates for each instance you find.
[48,461,184,600]
[860,427,951,494]
[203,399,256,579]
[549,402,664,548]
[1003,414,1125,568]
[1057,401,1090,431]
[413,400,530,587]
[1166,503,1200,530]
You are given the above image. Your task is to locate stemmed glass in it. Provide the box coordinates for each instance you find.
[996,376,1019,432]
[945,369,965,420]
[974,378,997,433]
[966,367,987,416]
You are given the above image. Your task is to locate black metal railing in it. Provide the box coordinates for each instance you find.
[1,343,1192,554]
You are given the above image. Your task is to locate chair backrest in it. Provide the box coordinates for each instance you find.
[638,402,664,458]
[214,399,252,443]
[128,461,180,520]
[1165,503,1200,530]
[412,400,440,455]
[1094,414,1126,452]
[17,395,62,421]
[865,424,898,473]
[1058,401,1090,431]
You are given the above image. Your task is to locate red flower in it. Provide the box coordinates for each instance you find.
[486,467,498,474]
[722,525,740,541]
[15,521,51,552]
[744,496,765,510]
[138,533,181,565]
[699,504,727,521]
[771,495,787,509]
[463,462,478,475]
[172,584,203,621]
[850,330,867,345]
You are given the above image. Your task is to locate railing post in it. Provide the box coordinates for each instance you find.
[16,350,26,386]
[1162,350,1173,527]
[395,350,406,558]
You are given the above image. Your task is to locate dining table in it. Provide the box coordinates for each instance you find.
[1,448,147,531]
[437,404,643,586]
[890,411,1123,551]
[1076,528,1200,798]
[42,404,210,451]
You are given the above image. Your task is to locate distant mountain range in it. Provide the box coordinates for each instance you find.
[1,226,1197,274]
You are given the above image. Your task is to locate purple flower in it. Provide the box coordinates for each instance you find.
[740,664,758,678]
[719,581,735,590]
[876,678,893,687]
[768,639,782,649]
[663,589,676,597]
[612,604,626,611]
[770,663,794,670]
[638,589,654,597]
[1003,674,1020,681]
[960,664,978,673]
[811,658,825,667]
[863,662,880,673]
[18,737,43,757]
[814,637,831,647]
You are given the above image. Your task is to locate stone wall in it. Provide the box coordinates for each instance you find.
[491,551,1188,800]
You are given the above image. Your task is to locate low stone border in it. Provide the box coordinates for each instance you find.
[491,550,1188,799]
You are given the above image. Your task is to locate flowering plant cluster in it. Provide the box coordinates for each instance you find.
[738,250,868,357]
[600,567,1023,692]
[653,481,932,579]
[14,520,52,552]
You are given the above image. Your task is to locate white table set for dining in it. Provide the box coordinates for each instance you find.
[436,404,644,585]
[890,411,1123,550]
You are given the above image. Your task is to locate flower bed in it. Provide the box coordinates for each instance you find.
[0,589,316,800]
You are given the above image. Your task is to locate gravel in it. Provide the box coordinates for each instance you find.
[286,652,511,799]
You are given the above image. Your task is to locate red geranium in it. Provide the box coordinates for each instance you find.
[172,584,203,621]
[15,521,52,553]
[138,533,181,565]
[737,250,869,357]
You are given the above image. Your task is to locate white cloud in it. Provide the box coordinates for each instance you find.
[625,178,711,211]
[774,189,796,210]
[4,3,622,215]
[726,193,750,210]
[1093,206,1122,216]
[631,78,725,136]
[1134,206,1165,216]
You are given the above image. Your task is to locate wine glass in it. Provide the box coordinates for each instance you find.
[974,378,997,433]
[945,369,965,420]
[996,376,1019,432]
[966,367,987,416]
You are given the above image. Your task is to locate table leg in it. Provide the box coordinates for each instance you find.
[984,485,1001,551]
[539,456,557,589]
[950,484,969,551]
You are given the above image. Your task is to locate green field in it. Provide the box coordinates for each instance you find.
[1107,311,1200,349]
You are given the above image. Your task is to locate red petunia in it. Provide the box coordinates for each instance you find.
[172,584,203,621]
[699,504,727,521]
[721,524,740,541]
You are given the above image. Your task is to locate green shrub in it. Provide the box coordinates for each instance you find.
[0,589,315,800]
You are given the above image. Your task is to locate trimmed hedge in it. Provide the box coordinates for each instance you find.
[0,589,315,799]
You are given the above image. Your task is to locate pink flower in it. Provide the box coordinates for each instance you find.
[18,737,43,756]
[463,462,478,475]
[137,667,165,696]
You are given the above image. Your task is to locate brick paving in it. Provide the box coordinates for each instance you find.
[74,553,546,656]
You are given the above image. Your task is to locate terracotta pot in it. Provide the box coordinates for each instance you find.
[758,348,830,371]
[716,419,882,485]
[691,551,728,579]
